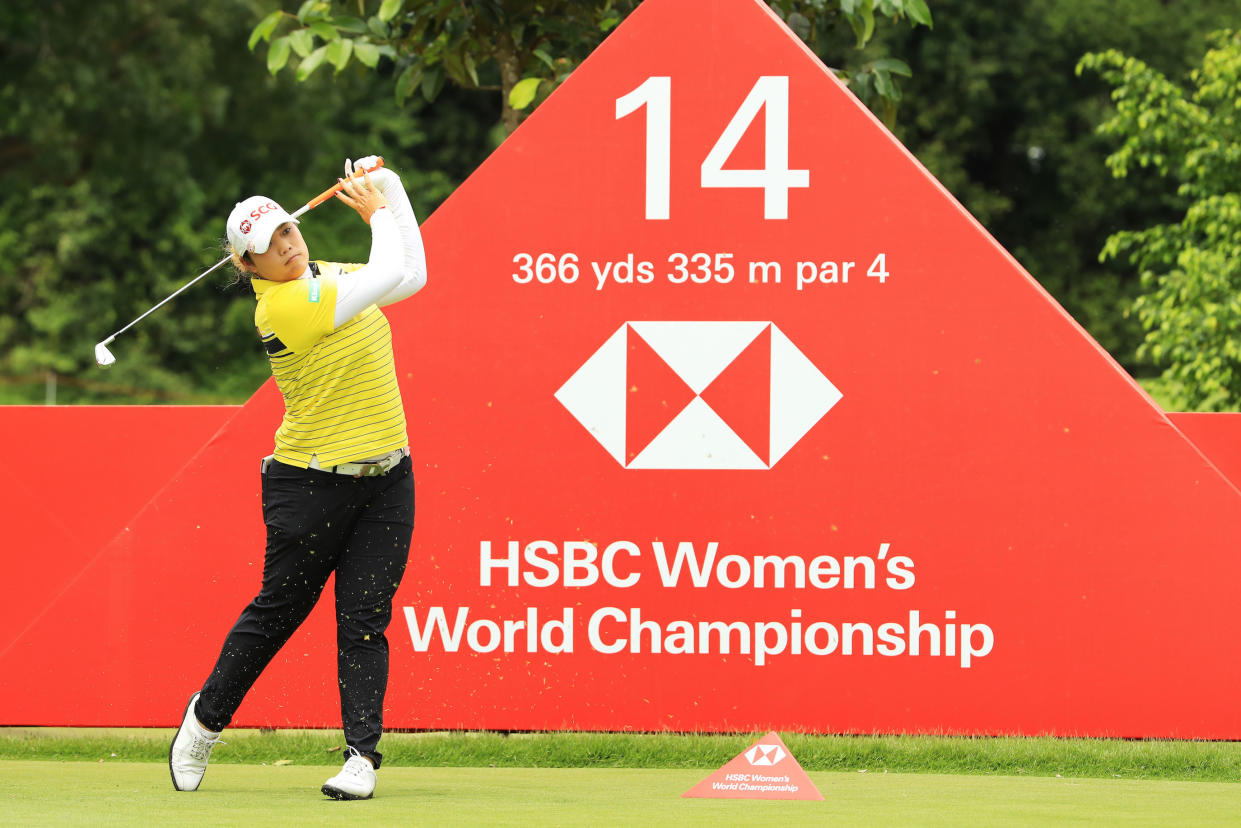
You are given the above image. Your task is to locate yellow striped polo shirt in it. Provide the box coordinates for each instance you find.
[252,261,408,467]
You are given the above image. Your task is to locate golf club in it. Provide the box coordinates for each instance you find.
[94,157,386,367]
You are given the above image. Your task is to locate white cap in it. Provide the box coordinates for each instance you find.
[227,195,298,255]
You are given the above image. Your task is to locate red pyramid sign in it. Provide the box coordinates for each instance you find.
[5,0,1241,738]
[700,323,772,464]
[626,324,698,463]
[683,731,823,800]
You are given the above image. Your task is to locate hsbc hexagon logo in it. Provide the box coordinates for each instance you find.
[555,322,841,469]
[745,743,788,765]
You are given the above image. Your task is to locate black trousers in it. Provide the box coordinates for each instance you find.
[195,455,414,769]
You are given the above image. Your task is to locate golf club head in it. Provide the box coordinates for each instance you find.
[94,342,116,368]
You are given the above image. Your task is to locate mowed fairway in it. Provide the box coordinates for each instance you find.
[2,761,1239,827]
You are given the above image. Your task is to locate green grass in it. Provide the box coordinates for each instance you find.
[4,732,1239,826]
[3,729,1240,783]
[2,762,1239,827]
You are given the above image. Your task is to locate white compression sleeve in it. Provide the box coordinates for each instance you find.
[332,167,428,327]
[332,209,402,327]
[371,166,427,306]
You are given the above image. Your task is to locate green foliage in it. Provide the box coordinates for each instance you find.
[251,1,933,133]
[873,0,1241,370]
[1079,31,1241,410]
[8,0,1241,406]
[767,0,931,124]
[0,0,493,403]
[508,77,543,111]
[250,0,634,133]
[5,728,1241,782]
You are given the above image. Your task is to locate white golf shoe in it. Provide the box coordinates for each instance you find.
[168,692,221,791]
[321,747,376,800]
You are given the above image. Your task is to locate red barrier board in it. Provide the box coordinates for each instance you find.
[3,0,1241,737]
[0,391,283,726]
[1166,413,1241,490]
[0,405,235,662]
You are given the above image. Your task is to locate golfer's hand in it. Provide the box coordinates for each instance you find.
[335,167,389,225]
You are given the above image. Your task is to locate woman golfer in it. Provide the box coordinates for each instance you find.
[169,156,426,800]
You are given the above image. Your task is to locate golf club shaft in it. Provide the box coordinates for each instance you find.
[97,255,231,348]
[97,158,386,350]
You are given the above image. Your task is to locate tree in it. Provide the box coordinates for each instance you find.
[0,0,493,403]
[251,0,933,133]
[872,0,1241,366]
[1078,31,1241,411]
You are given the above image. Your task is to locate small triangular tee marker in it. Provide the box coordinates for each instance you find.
[682,731,823,800]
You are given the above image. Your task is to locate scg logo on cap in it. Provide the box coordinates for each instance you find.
[555,321,841,470]
[248,201,280,221]
[239,220,252,234]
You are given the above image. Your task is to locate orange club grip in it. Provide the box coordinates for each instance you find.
[301,157,386,213]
